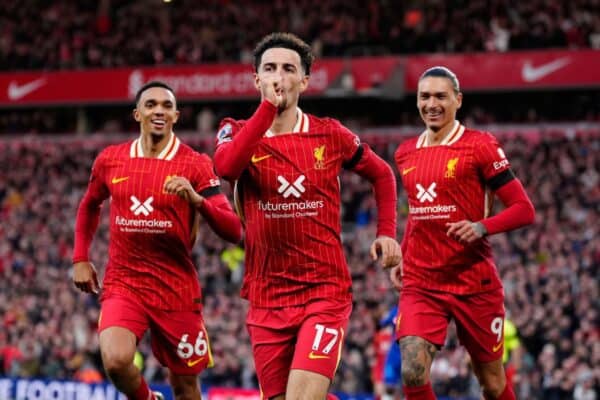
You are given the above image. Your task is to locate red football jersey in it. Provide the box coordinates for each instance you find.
[83,135,220,310]
[395,122,513,294]
[217,109,360,307]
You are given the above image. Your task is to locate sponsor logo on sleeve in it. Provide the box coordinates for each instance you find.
[493,147,509,170]
[216,123,233,145]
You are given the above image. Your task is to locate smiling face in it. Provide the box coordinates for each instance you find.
[133,86,179,138]
[417,76,462,132]
[255,47,309,111]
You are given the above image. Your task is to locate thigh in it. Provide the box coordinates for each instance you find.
[246,306,300,399]
[291,298,352,381]
[396,287,451,346]
[452,288,505,363]
[148,309,213,376]
[98,294,149,341]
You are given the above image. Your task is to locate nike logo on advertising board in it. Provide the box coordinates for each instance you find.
[7,78,47,100]
[186,357,204,367]
[111,176,130,184]
[521,58,570,82]
[308,351,330,360]
[251,154,272,163]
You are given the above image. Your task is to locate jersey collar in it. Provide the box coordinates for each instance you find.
[130,132,180,160]
[416,120,465,148]
[265,107,310,137]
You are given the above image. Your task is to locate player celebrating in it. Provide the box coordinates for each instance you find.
[213,32,401,400]
[72,81,242,400]
[392,66,535,400]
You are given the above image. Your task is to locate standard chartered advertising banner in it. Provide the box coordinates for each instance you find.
[0,379,172,400]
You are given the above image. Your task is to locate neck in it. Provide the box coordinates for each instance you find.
[426,120,456,146]
[269,106,298,135]
[140,131,172,157]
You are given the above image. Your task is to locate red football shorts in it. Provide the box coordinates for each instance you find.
[98,293,213,375]
[246,298,352,399]
[397,286,505,363]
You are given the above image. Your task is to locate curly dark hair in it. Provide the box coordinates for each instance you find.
[253,32,314,75]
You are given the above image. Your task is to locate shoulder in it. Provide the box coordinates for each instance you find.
[216,117,246,145]
[462,127,499,145]
[309,115,346,133]
[394,136,419,158]
[176,143,214,166]
[96,142,130,163]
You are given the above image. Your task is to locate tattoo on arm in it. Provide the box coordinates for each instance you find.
[400,336,438,386]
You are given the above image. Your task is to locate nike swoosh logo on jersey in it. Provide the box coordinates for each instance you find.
[186,357,204,367]
[7,78,47,100]
[492,342,503,352]
[308,352,330,360]
[521,58,570,82]
[111,176,130,184]
[402,166,416,175]
[251,154,272,163]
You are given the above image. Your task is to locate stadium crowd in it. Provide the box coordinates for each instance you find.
[0,128,597,399]
[1,0,599,71]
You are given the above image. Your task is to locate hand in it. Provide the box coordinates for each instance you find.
[163,176,204,207]
[389,262,403,291]
[73,261,100,294]
[445,220,486,244]
[263,76,283,108]
[370,235,402,269]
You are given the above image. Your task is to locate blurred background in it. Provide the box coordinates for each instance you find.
[0,1,598,399]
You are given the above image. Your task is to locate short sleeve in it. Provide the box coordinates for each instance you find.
[215,118,239,148]
[332,119,361,167]
[475,133,515,190]
[193,153,221,197]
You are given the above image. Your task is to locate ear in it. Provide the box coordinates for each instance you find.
[456,92,463,109]
[173,110,180,124]
[133,108,141,122]
[298,74,310,93]
[254,72,261,92]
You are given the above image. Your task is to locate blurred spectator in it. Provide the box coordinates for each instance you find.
[0,0,599,72]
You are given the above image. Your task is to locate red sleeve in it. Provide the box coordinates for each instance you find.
[349,144,397,238]
[72,154,110,263]
[213,100,277,181]
[197,193,243,243]
[480,178,535,235]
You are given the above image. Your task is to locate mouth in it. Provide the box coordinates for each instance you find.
[151,119,166,129]
[424,110,443,121]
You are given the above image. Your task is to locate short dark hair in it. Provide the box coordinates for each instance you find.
[253,32,314,75]
[135,81,176,105]
[419,66,460,94]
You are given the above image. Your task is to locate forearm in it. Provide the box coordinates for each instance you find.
[214,100,277,180]
[72,194,103,263]
[351,145,397,237]
[480,179,535,235]
[198,194,243,243]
